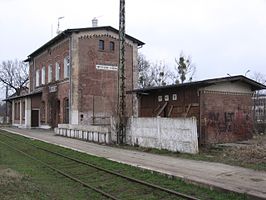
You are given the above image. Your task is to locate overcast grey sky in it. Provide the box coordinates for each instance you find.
[1,0,266,81]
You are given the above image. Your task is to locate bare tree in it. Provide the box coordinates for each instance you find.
[173,53,196,84]
[252,72,266,85]
[137,54,173,88]
[138,53,152,88]
[251,72,266,134]
[0,60,29,96]
[149,61,173,86]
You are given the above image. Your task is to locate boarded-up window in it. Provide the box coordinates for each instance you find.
[63,98,69,124]
[41,101,46,123]
[22,101,25,120]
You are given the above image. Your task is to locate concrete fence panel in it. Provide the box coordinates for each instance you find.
[55,124,111,144]
[127,117,198,154]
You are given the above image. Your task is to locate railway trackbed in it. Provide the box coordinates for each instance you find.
[0,132,200,200]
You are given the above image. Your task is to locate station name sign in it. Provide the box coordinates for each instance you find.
[96,64,118,71]
[49,85,57,93]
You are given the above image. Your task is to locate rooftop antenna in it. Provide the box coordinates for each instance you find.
[57,16,65,35]
[245,69,250,77]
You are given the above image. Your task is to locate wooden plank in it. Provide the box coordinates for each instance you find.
[185,104,192,117]
[167,105,174,117]
[156,102,168,116]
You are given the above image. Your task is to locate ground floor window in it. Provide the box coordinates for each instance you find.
[14,102,20,120]
[22,101,25,120]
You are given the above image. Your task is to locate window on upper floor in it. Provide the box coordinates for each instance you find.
[99,40,104,50]
[110,41,115,52]
[48,64,52,82]
[41,66,46,85]
[36,69,40,87]
[55,62,60,81]
[64,56,70,78]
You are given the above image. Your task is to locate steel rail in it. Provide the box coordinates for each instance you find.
[0,140,119,200]
[0,132,200,200]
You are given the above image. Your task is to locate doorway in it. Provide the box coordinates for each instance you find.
[31,110,39,127]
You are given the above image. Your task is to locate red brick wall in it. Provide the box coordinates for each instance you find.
[30,38,70,127]
[78,36,134,124]
[31,94,42,109]
[30,39,69,91]
[200,91,253,144]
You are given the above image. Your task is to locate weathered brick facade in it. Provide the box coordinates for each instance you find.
[200,91,253,144]
[10,26,143,129]
[77,34,135,125]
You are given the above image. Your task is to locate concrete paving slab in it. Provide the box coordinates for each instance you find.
[1,127,266,199]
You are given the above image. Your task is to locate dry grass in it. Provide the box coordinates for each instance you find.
[0,166,23,186]
[215,134,266,169]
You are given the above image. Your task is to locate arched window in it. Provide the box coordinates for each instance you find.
[64,56,70,78]
[55,62,60,81]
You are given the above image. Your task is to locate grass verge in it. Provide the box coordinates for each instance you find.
[0,130,248,200]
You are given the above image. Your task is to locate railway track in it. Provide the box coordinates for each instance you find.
[0,132,200,200]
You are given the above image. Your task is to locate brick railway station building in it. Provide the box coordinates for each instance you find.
[5,25,266,145]
[7,26,144,129]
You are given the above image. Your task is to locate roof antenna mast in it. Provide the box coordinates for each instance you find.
[57,16,65,35]
[117,0,126,144]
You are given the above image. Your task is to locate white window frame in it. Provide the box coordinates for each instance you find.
[55,62,60,81]
[64,56,70,78]
[172,94,177,101]
[158,96,163,102]
[36,69,40,87]
[41,66,46,85]
[48,64,52,82]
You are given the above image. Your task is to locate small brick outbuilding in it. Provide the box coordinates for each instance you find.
[132,76,266,144]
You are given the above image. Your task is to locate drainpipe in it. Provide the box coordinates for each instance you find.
[69,34,72,125]
[198,89,202,145]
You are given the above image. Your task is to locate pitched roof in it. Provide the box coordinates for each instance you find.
[132,75,266,93]
[24,26,145,61]
[3,90,42,101]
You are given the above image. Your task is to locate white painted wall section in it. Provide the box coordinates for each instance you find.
[25,97,31,128]
[127,117,198,154]
[55,124,111,144]
[204,82,252,93]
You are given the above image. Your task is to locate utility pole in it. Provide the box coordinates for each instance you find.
[117,0,126,144]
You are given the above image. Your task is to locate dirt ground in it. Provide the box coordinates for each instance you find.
[0,166,23,186]
[213,134,266,170]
